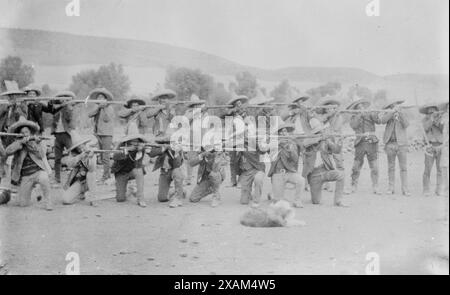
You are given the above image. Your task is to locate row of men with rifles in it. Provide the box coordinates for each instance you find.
[0,82,448,210]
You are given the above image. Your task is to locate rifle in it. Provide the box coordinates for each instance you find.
[17,97,72,103]
[0,132,53,140]
[65,99,126,106]
[91,149,124,154]
[338,105,416,114]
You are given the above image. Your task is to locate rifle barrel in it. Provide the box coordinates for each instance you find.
[0,132,52,140]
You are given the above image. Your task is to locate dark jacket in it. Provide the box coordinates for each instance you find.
[236,148,266,175]
[267,139,302,177]
[302,139,342,178]
[149,146,184,172]
[349,112,381,146]
[49,103,75,134]
[111,150,145,174]
[381,111,409,145]
[27,102,58,132]
[189,151,227,183]
[5,140,48,184]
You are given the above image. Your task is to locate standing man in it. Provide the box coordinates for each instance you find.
[223,94,249,188]
[147,89,178,137]
[87,88,115,184]
[235,128,268,208]
[380,100,411,196]
[420,103,444,196]
[118,97,149,135]
[183,95,208,186]
[268,123,304,208]
[22,84,58,133]
[302,119,347,207]
[5,119,52,210]
[48,91,76,187]
[281,96,313,134]
[348,99,382,194]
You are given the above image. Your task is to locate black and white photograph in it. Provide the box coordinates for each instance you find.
[0,0,448,278]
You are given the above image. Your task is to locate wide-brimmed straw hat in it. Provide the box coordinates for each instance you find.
[318,98,341,107]
[1,80,26,97]
[186,94,206,108]
[346,98,371,110]
[382,100,405,110]
[22,84,42,96]
[151,89,177,101]
[125,97,146,108]
[88,87,113,101]
[67,131,92,153]
[276,123,295,134]
[8,117,40,134]
[249,88,273,105]
[419,103,440,114]
[291,96,310,104]
[118,133,147,145]
[227,94,249,106]
[55,90,76,99]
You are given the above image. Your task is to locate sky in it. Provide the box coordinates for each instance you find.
[0,0,448,75]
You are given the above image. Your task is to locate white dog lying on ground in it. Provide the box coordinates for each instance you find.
[240,200,306,227]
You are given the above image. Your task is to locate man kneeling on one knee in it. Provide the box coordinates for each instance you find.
[111,133,149,207]
[188,144,227,207]
[61,133,99,206]
[5,118,53,210]
[302,119,348,207]
[148,136,185,208]
[268,123,304,208]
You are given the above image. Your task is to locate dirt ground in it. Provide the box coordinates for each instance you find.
[0,150,448,275]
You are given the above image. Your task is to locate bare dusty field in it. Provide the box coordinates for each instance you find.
[0,151,448,275]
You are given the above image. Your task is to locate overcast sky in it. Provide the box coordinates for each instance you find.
[1,0,448,75]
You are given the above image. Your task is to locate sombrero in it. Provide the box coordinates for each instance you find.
[8,118,40,134]
[249,88,273,105]
[186,94,206,108]
[55,90,76,99]
[0,89,26,97]
[88,87,113,101]
[292,96,310,104]
[23,84,42,96]
[346,98,371,110]
[227,94,249,106]
[118,133,147,145]
[419,103,440,115]
[382,100,404,110]
[318,98,341,107]
[125,97,146,108]
[67,137,92,153]
[276,123,295,133]
[151,89,177,101]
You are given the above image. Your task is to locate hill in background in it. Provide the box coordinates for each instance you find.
[0,27,448,102]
